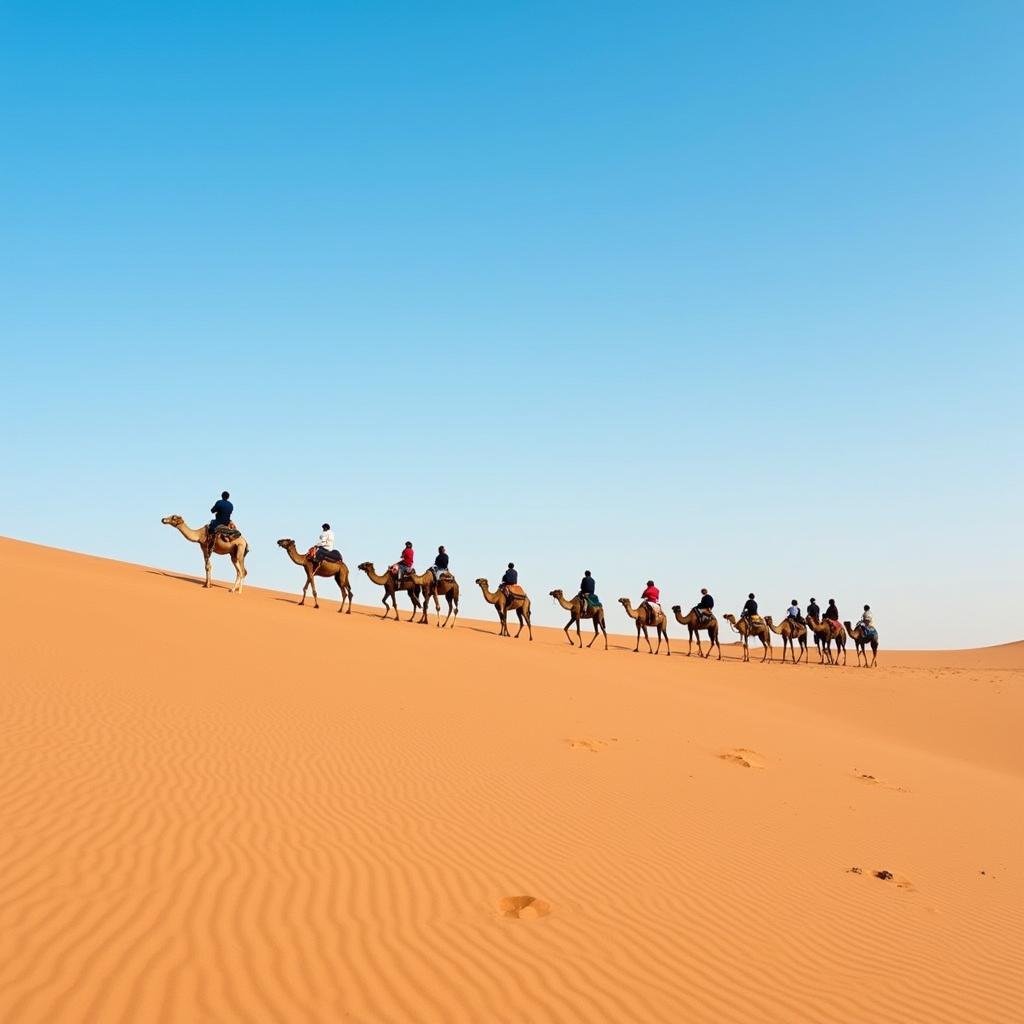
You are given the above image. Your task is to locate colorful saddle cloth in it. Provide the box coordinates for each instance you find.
[211,525,241,542]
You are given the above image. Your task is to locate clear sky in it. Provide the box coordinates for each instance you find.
[2,2,1021,647]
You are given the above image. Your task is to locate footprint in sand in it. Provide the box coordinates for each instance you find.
[719,748,765,769]
[567,738,618,753]
[498,895,552,920]
[852,769,910,793]
[847,867,916,892]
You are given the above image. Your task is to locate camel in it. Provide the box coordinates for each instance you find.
[618,599,671,655]
[357,562,422,621]
[476,579,533,640]
[765,615,808,664]
[161,515,249,592]
[276,539,352,613]
[722,613,773,662]
[845,621,879,668]
[408,568,460,628]
[806,614,847,666]
[671,606,721,659]
[550,589,608,649]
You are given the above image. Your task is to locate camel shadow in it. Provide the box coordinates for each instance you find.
[146,569,210,588]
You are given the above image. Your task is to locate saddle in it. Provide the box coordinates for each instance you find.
[504,584,525,599]
[586,594,602,609]
[311,548,343,564]
[747,614,765,629]
[211,525,241,542]
[437,570,454,581]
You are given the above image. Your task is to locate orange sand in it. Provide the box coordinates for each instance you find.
[1,537,1022,1023]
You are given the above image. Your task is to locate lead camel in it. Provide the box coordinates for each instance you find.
[161,515,249,593]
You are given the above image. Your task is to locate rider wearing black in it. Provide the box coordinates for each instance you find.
[210,491,233,531]
[434,546,450,572]
[807,597,820,620]
[742,593,758,621]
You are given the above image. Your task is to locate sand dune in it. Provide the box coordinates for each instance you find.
[1,537,1022,1023]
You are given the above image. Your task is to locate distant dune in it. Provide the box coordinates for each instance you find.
[1,536,1022,1023]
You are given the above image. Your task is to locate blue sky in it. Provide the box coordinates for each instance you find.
[2,2,1021,647]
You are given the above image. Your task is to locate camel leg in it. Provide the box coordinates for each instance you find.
[562,618,575,646]
[634,623,641,653]
[662,627,671,656]
[525,609,533,641]
[712,632,721,660]
[587,617,600,649]
[762,636,771,662]
[601,619,608,650]
[643,624,653,654]
[694,629,703,658]
[309,570,320,609]
[575,614,582,648]
[203,546,213,588]
[230,550,243,593]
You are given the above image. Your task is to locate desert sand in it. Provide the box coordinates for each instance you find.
[1,536,1022,1023]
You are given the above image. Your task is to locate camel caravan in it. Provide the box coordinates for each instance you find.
[161,496,880,666]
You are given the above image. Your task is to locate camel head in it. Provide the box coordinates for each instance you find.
[276,539,295,549]
[549,589,564,598]
[161,515,184,527]
[358,562,373,572]
[671,605,682,614]
[722,613,737,623]
[475,578,489,588]
[618,597,630,608]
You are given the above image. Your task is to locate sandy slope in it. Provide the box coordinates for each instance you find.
[1,538,1022,1024]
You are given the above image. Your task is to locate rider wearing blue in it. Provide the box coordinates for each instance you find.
[209,491,233,532]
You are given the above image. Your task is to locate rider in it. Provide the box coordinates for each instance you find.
[693,588,714,621]
[431,545,450,577]
[500,562,518,597]
[742,593,758,624]
[312,523,335,566]
[824,598,840,631]
[579,570,597,608]
[787,599,804,625]
[209,491,233,533]
[396,541,415,581]
[641,580,660,615]
[857,604,875,635]
[807,597,821,621]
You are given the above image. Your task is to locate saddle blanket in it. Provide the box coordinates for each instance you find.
[212,526,241,541]
[505,584,525,597]
[586,594,602,609]
[309,547,343,562]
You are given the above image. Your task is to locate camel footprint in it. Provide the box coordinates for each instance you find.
[498,895,552,920]
[567,738,619,753]
[852,769,910,793]
[719,748,766,769]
